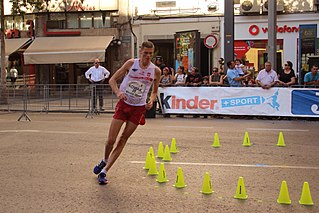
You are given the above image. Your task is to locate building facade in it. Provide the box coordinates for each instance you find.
[2,0,319,84]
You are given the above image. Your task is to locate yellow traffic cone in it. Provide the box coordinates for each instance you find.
[143,151,151,170]
[156,141,164,158]
[149,146,155,159]
[277,180,291,204]
[156,163,169,183]
[147,156,158,175]
[242,132,251,147]
[200,172,213,194]
[173,167,187,188]
[299,182,314,205]
[163,145,172,161]
[234,176,248,199]
[277,132,286,147]
[170,138,179,153]
[212,133,221,148]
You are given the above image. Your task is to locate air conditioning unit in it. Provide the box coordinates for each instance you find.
[263,1,284,12]
[240,0,261,14]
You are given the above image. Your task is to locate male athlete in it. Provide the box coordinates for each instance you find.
[93,41,161,184]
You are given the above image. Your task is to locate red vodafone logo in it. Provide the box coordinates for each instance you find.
[248,24,299,35]
[249,25,260,36]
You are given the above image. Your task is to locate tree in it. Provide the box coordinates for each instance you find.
[1,0,7,104]
[10,0,46,15]
[1,0,47,104]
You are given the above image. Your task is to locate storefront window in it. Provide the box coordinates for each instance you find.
[49,13,66,21]
[66,13,79,29]
[80,13,92,28]
[93,13,103,28]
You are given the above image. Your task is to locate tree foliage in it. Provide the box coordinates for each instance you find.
[9,0,47,16]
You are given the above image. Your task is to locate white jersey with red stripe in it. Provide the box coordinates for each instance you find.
[119,59,156,106]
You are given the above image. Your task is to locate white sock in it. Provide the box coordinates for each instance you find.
[101,168,107,174]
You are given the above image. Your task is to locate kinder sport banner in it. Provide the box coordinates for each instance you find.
[158,87,319,117]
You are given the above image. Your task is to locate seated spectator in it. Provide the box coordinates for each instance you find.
[174,66,187,86]
[186,67,202,86]
[218,57,224,73]
[209,67,223,86]
[235,59,246,76]
[226,60,248,87]
[277,61,296,86]
[169,67,175,77]
[244,75,256,86]
[256,61,278,89]
[159,67,173,87]
[202,76,209,86]
[155,56,167,73]
[304,64,319,85]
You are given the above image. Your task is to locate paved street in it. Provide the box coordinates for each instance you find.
[0,112,318,212]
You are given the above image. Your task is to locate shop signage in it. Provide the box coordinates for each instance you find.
[249,24,299,36]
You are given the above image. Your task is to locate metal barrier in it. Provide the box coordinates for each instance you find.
[0,84,117,114]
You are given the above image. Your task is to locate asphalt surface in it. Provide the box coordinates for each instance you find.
[0,112,318,212]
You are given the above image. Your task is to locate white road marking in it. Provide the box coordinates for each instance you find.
[247,128,309,132]
[166,126,310,132]
[0,130,86,134]
[166,126,212,129]
[129,161,319,170]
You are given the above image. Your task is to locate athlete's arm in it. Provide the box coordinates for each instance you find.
[109,59,134,100]
[146,67,161,110]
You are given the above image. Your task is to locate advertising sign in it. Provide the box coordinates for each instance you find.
[158,87,319,117]
[175,30,200,72]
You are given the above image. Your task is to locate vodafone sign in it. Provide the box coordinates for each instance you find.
[248,24,299,36]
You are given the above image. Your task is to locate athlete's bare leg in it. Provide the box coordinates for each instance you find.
[105,120,138,172]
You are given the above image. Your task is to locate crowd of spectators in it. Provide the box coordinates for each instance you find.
[154,56,319,88]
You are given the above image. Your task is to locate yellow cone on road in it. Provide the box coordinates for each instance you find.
[200,172,213,194]
[242,132,251,147]
[212,133,221,148]
[173,167,187,188]
[156,141,164,158]
[277,132,286,147]
[277,180,291,204]
[299,182,314,205]
[234,176,248,199]
[143,151,151,170]
[156,163,169,183]
[163,145,172,161]
[170,138,179,153]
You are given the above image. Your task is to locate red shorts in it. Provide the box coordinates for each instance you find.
[113,99,146,125]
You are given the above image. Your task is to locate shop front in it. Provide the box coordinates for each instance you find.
[23,36,113,85]
[234,13,319,82]
[132,17,221,77]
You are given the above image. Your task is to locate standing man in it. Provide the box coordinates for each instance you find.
[9,66,18,84]
[85,59,110,111]
[256,61,278,89]
[93,41,161,184]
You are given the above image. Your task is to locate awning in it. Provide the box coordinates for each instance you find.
[0,38,31,57]
[23,36,113,64]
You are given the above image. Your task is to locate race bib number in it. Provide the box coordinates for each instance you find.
[126,81,146,98]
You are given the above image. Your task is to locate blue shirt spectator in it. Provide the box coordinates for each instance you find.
[304,65,319,85]
[226,60,247,87]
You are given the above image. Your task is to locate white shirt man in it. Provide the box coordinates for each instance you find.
[85,59,110,83]
[256,61,278,89]
[85,59,110,110]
